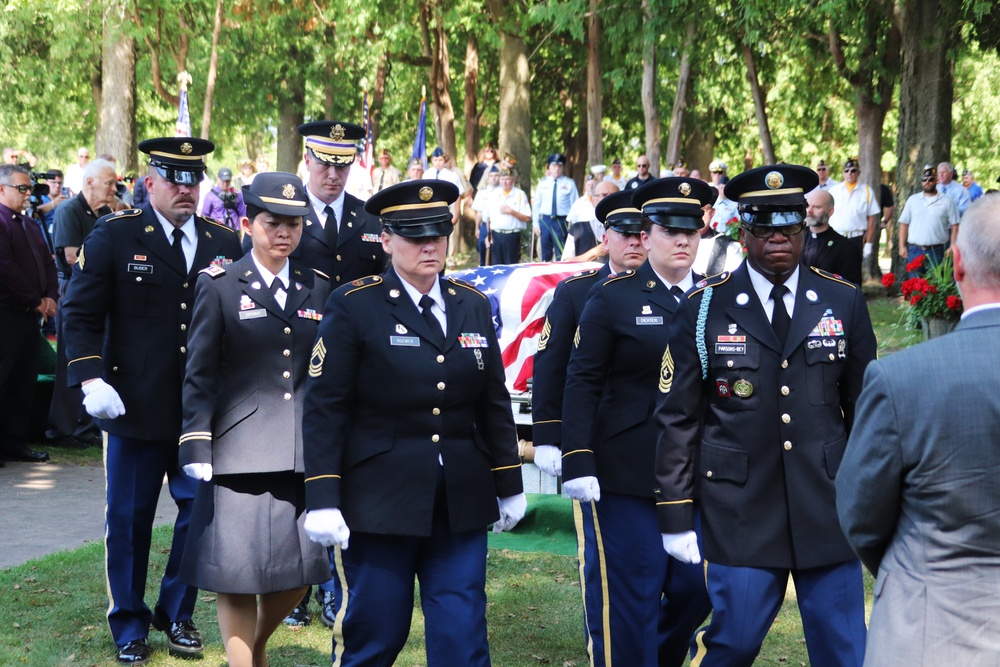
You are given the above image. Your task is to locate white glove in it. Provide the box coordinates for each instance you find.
[563,476,601,503]
[304,508,351,550]
[863,242,873,258]
[532,444,562,477]
[661,531,701,564]
[493,493,528,533]
[182,463,213,481]
[82,378,126,419]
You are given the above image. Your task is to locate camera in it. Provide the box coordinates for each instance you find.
[220,190,239,209]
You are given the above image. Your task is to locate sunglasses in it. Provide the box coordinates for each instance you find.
[816,167,828,171]
[154,165,205,186]
[844,168,859,174]
[922,177,935,182]
[637,164,650,168]
[741,221,806,238]
[1,183,31,194]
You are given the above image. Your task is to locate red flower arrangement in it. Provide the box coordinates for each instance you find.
[881,273,896,289]
[899,253,962,320]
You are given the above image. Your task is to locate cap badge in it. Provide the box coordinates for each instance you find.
[180,142,193,155]
[330,124,346,141]
[678,182,692,196]
[418,186,434,202]
[282,183,296,199]
[765,171,784,189]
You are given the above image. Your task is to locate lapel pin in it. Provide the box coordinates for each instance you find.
[806,290,818,302]
[389,289,400,298]
[251,281,261,289]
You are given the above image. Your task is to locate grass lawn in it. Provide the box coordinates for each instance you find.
[5,293,900,666]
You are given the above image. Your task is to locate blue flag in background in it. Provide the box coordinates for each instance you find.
[410,96,427,169]
[175,89,192,137]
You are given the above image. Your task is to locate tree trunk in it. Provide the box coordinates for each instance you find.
[463,34,480,174]
[857,99,888,281]
[586,0,602,169]
[665,22,695,169]
[199,0,224,141]
[564,79,587,192]
[742,43,775,165]
[276,46,306,173]
[640,0,660,177]
[497,32,531,193]
[429,3,457,159]
[370,53,389,149]
[97,0,137,174]
[323,23,337,118]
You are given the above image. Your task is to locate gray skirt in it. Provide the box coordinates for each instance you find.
[180,471,329,594]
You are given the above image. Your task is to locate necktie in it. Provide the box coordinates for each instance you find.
[19,215,47,294]
[419,294,445,346]
[323,205,339,249]
[670,286,685,302]
[171,228,187,272]
[769,284,790,346]
[270,278,286,310]
[378,170,385,192]
[550,178,559,216]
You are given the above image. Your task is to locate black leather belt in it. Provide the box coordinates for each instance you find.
[911,243,945,251]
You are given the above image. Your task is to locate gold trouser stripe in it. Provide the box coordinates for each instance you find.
[690,629,709,667]
[102,432,114,625]
[574,499,613,666]
[331,545,349,667]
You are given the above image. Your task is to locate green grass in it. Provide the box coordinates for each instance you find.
[865,294,923,356]
[0,527,876,667]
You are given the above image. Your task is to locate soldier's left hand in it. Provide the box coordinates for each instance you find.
[493,493,528,533]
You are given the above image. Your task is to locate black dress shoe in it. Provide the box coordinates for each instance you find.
[283,602,311,627]
[117,639,151,665]
[3,447,49,462]
[314,588,336,628]
[151,605,203,657]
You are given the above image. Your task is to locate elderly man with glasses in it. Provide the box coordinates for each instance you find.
[653,163,877,667]
[814,159,838,191]
[827,157,881,263]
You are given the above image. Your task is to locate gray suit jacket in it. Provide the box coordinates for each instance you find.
[837,307,1000,666]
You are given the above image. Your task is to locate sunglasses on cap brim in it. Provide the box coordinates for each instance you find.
[154,165,205,186]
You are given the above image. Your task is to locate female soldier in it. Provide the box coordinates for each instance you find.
[178,172,331,667]
[559,178,716,666]
[301,179,526,667]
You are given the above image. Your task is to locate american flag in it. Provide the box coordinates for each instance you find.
[360,89,373,174]
[451,262,601,393]
[175,88,192,137]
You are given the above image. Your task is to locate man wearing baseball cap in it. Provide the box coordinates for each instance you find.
[200,166,246,231]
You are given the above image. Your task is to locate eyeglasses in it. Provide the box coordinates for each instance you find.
[816,167,828,171]
[844,168,859,174]
[0,183,31,194]
[741,221,806,238]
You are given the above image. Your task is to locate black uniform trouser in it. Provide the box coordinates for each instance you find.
[0,306,41,452]
[47,275,98,440]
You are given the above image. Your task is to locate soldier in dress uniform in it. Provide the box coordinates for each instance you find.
[653,164,876,667]
[60,137,244,665]
[177,173,330,667]
[558,178,714,666]
[532,189,649,476]
[244,121,385,288]
[301,180,526,667]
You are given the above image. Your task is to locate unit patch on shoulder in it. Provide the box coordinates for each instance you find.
[200,265,227,278]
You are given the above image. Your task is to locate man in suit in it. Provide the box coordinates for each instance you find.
[654,164,877,667]
[558,178,715,666]
[836,193,1000,666]
[245,121,385,288]
[801,188,862,285]
[61,137,243,665]
[531,190,648,478]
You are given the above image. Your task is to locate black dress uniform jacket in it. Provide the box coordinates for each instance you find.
[531,264,612,444]
[653,263,877,569]
[242,191,385,286]
[178,254,330,473]
[562,262,702,496]
[62,206,243,440]
[303,269,523,537]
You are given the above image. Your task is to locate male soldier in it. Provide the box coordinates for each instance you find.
[654,164,876,666]
[532,190,649,479]
[533,153,578,261]
[61,137,243,665]
[247,121,385,289]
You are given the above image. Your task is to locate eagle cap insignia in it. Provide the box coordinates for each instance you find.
[330,124,346,141]
[282,183,295,199]
[180,142,193,155]
[418,186,434,202]
[765,171,784,189]
[678,182,692,196]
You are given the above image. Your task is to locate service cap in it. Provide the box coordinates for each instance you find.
[365,179,458,238]
[546,153,567,166]
[298,121,364,167]
[595,191,642,234]
[632,177,715,230]
[724,164,817,227]
[242,172,309,218]
[139,137,213,186]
